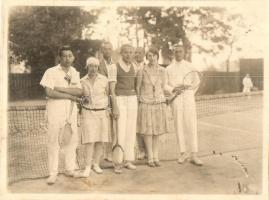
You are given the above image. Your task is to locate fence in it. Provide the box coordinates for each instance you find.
[9,73,45,101]
[9,71,263,100]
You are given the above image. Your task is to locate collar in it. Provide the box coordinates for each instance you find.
[119,58,132,70]
[134,61,145,66]
[173,59,185,65]
[104,58,114,65]
[82,73,102,80]
[56,64,73,73]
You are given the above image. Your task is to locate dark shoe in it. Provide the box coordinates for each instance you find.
[154,161,161,167]
[147,161,155,167]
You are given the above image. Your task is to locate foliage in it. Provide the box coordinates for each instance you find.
[70,39,102,77]
[117,7,249,69]
[9,6,100,74]
[118,7,190,56]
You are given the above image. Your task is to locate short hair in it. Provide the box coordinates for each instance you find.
[172,43,184,51]
[146,47,159,60]
[120,44,134,54]
[101,41,113,49]
[58,45,73,57]
[86,57,100,67]
[135,47,145,54]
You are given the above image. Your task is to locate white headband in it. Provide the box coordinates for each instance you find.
[86,57,100,66]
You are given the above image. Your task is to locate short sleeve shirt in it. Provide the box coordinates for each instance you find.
[165,60,199,90]
[40,65,81,90]
[80,74,109,109]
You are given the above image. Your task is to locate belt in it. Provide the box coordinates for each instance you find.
[139,100,166,105]
[82,107,109,111]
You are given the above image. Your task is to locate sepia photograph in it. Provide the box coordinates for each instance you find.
[0,0,268,199]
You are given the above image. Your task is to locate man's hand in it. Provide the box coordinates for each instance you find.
[69,95,80,103]
[172,85,184,94]
[112,106,120,120]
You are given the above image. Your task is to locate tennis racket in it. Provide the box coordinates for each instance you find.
[59,101,74,148]
[166,70,203,104]
[112,118,124,165]
[79,96,93,110]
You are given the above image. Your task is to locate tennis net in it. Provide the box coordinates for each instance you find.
[7,91,262,183]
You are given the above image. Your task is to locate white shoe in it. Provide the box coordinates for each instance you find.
[92,164,103,174]
[190,157,203,166]
[177,153,189,164]
[124,162,136,170]
[73,170,90,178]
[47,175,57,185]
[64,170,75,177]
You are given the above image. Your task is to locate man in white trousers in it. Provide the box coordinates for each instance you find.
[40,45,82,184]
[98,41,116,162]
[165,44,203,166]
[109,44,138,174]
[242,74,253,96]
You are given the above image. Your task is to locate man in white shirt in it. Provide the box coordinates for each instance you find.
[165,44,203,166]
[242,74,253,94]
[99,41,115,77]
[40,45,82,184]
[99,41,116,162]
[133,47,146,72]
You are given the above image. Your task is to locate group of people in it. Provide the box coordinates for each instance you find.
[40,42,203,185]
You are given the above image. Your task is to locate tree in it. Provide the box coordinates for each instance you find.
[118,7,190,63]
[70,39,102,77]
[9,6,100,74]
[117,7,249,70]
[184,7,248,72]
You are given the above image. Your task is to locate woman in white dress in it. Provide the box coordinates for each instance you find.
[77,57,111,177]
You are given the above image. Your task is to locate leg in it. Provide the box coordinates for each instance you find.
[104,117,113,161]
[83,143,95,177]
[124,96,138,170]
[92,142,104,174]
[184,93,202,166]
[136,134,146,160]
[46,123,61,184]
[113,96,127,173]
[143,135,154,167]
[152,135,160,167]
[63,118,79,175]
[172,96,188,164]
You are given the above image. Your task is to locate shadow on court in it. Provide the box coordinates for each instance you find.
[8,108,262,194]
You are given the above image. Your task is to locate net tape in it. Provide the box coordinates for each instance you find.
[7,91,262,183]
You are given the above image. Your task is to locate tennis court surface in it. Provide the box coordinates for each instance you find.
[7,92,263,194]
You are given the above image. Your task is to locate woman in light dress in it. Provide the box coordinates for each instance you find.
[77,57,111,177]
[136,47,171,167]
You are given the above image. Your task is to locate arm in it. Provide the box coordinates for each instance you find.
[45,87,79,101]
[164,68,177,95]
[136,69,143,98]
[109,81,119,119]
[54,87,83,97]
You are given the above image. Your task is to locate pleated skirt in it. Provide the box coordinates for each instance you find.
[137,102,172,136]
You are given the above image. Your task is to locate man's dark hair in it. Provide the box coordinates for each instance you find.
[58,45,73,57]
[146,46,159,60]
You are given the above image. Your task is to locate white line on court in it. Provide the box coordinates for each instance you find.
[198,121,258,134]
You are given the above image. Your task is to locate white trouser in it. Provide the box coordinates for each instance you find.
[115,95,138,161]
[46,100,79,175]
[243,87,251,93]
[171,90,198,154]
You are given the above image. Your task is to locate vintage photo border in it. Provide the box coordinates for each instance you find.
[0,0,268,199]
